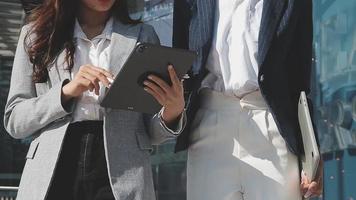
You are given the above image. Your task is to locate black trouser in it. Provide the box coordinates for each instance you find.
[46,121,115,200]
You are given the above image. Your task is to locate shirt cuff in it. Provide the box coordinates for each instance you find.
[157,107,186,135]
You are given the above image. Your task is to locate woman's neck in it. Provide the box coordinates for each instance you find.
[78,5,111,40]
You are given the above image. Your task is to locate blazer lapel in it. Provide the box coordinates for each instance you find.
[57,51,72,81]
[99,19,141,103]
[190,0,215,50]
[186,0,197,8]
[257,0,288,67]
[189,0,215,74]
[48,50,71,86]
[109,20,141,76]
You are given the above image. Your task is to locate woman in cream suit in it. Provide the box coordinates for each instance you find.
[3,0,186,199]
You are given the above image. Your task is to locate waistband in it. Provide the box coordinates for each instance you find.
[68,120,103,134]
[199,89,268,110]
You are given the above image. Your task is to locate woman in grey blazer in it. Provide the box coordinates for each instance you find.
[3,0,186,199]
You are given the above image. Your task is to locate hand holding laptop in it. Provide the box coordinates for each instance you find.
[301,161,323,199]
[298,91,323,199]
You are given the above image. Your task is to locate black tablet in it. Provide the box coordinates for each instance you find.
[99,43,197,114]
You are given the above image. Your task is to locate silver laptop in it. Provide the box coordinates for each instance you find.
[298,91,320,181]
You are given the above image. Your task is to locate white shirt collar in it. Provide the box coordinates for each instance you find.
[74,17,114,41]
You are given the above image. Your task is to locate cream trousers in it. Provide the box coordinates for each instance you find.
[187,89,302,200]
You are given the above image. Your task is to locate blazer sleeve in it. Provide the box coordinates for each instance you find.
[3,25,74,139]
[294,0,313,95]
[290,0,320,146]
[140,24,187,145]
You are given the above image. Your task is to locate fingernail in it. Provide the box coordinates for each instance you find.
[304,190,312,198]
[168,65,173,69]
[143,81,149,85]
[148,76,153,80]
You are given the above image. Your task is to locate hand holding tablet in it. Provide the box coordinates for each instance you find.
[100,43,197,114]
[143,65,185,124]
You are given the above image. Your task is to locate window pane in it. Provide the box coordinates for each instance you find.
[313,0,356,153]
[313,1,356,199]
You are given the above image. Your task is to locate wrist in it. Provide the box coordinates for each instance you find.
[162,108,184,125]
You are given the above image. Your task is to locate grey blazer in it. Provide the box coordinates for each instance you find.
[3,19,185,200]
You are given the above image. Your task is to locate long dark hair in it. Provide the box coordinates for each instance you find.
[25,0,140,83]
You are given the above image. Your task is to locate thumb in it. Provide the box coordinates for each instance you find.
[301,170,309,184]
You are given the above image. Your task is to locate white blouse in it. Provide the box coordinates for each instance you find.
[201,0,264,97]
[71,17,113,122]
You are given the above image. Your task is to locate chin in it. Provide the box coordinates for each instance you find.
[92,0,115,12]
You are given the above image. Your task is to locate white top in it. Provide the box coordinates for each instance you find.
[71,17,113,122]
[201,0,264,97]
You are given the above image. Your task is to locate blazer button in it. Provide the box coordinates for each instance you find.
[260,74,265,82]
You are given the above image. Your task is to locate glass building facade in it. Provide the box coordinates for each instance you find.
[313,0,356,199]
[0,0,355,199]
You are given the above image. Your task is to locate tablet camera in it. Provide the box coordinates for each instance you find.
[137,44,147,53]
